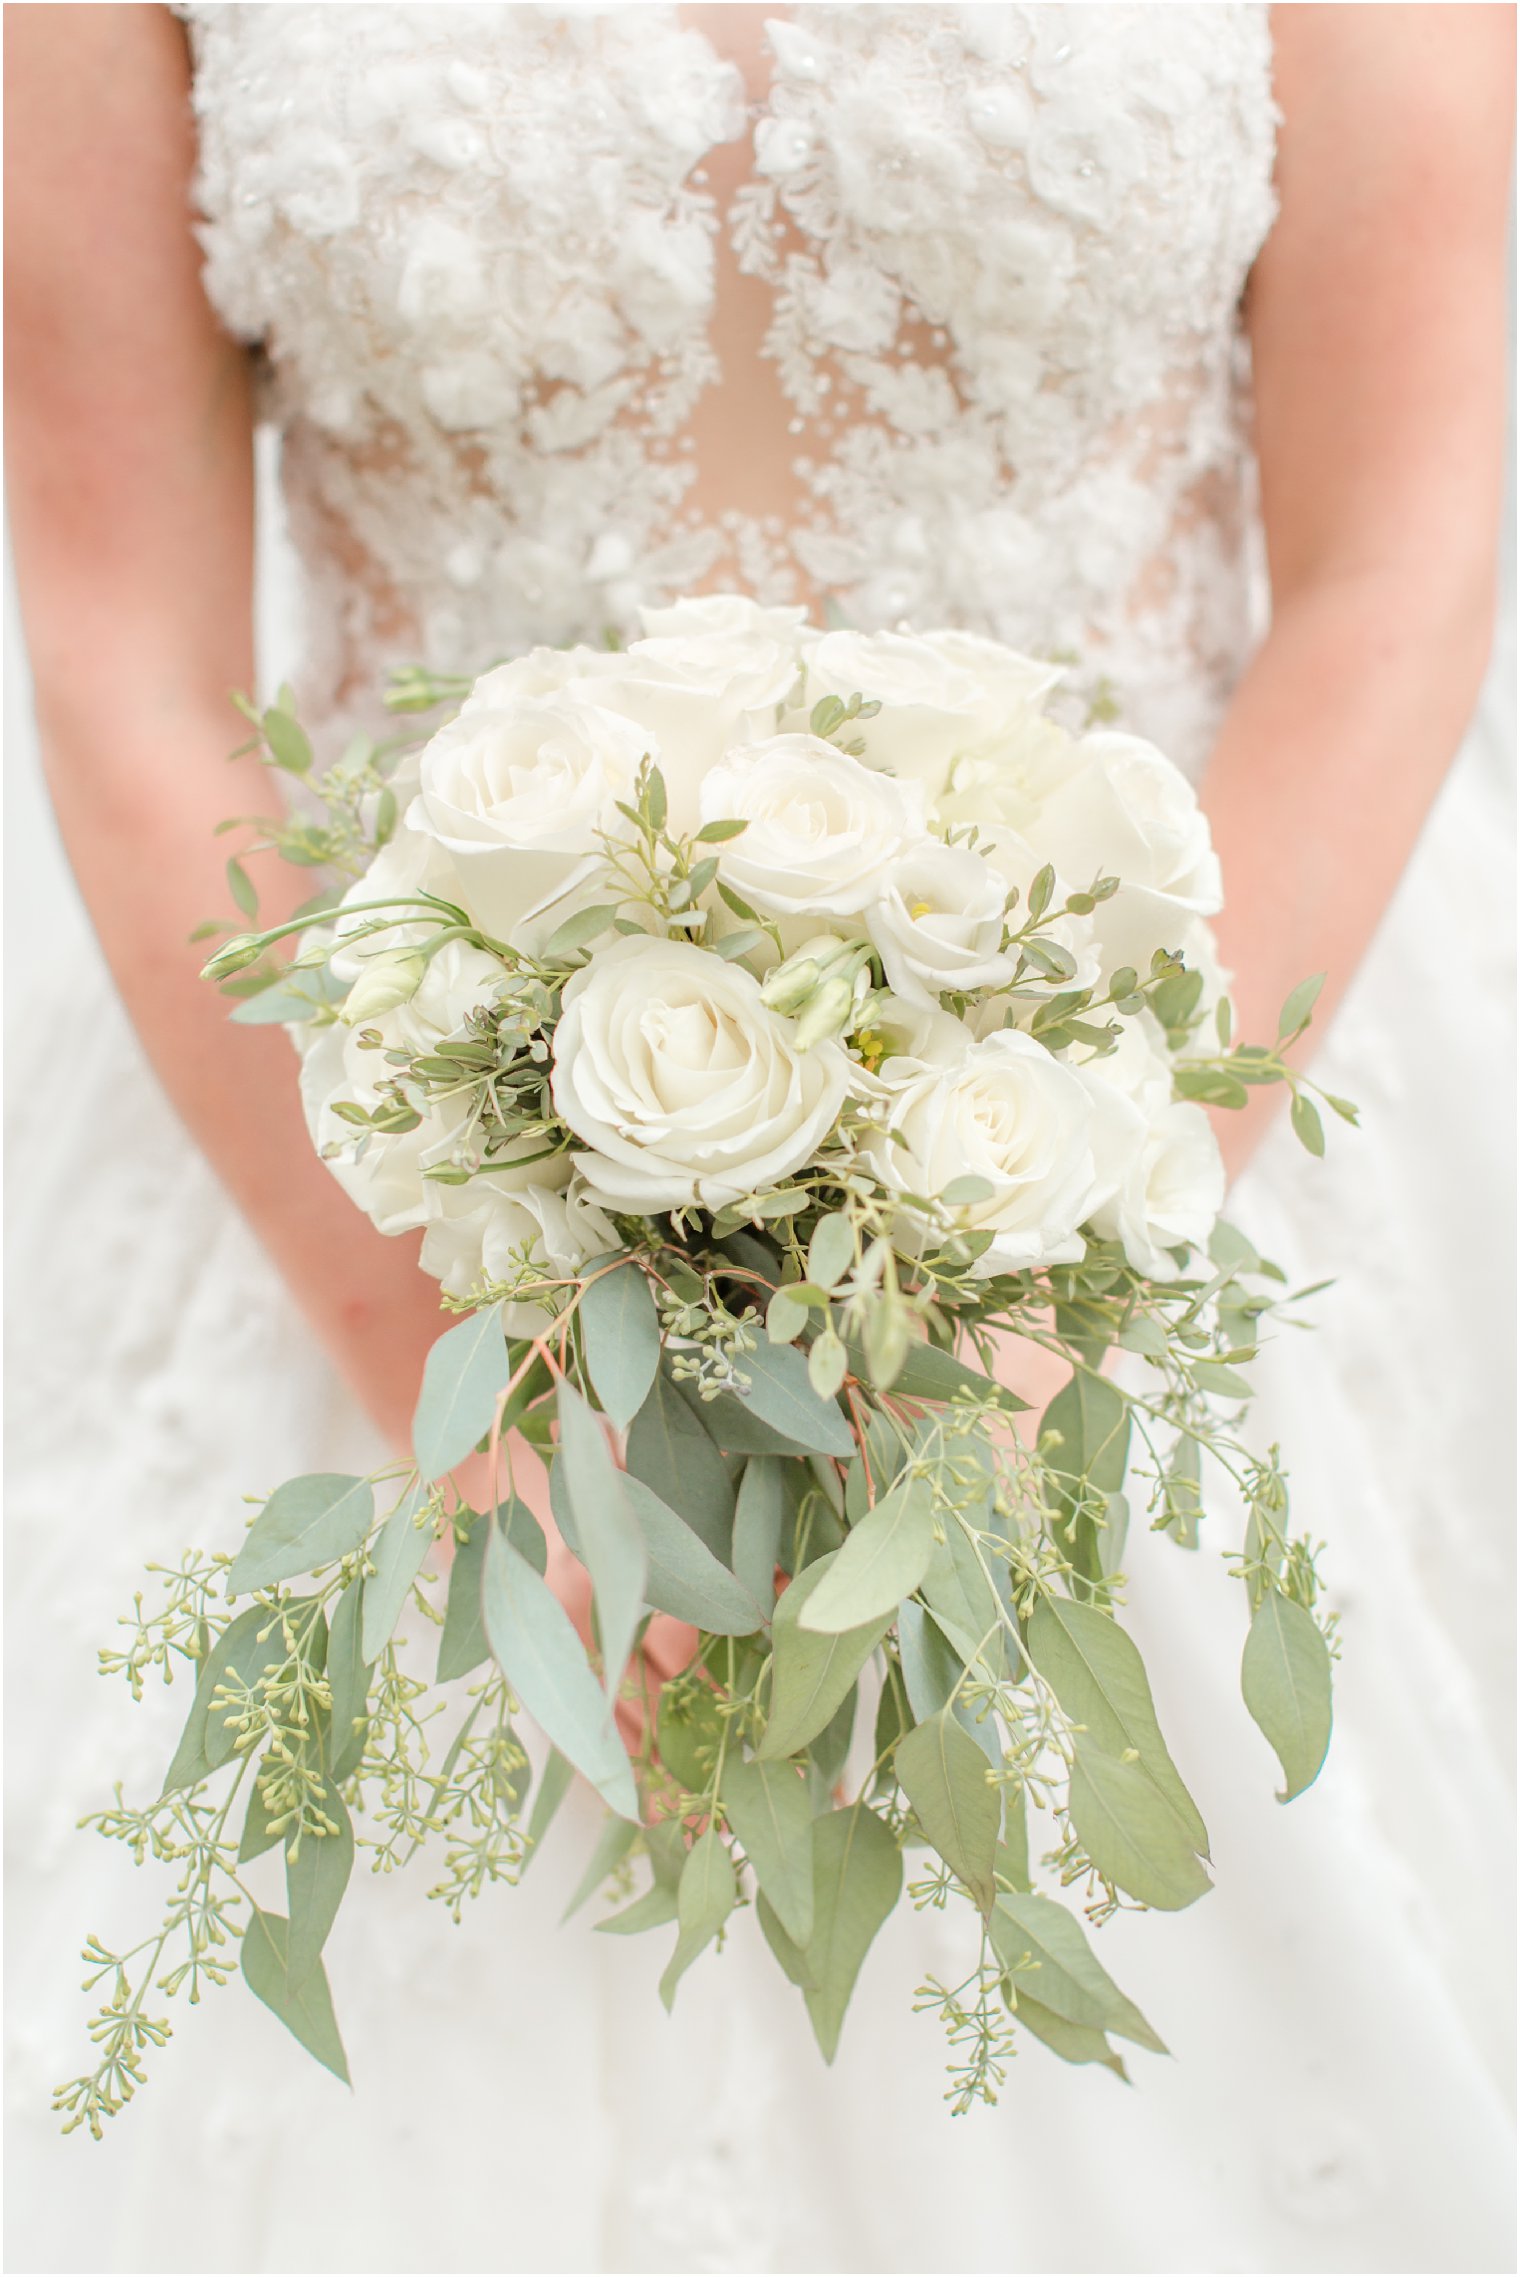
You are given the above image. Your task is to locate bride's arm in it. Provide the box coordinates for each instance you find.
[1204,2,1513,1174]
[4,6,448,1441]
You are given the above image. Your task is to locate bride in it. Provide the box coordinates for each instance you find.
[5,4,1514,2270]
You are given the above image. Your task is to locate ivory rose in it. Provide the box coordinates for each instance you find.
[700,734,928,917]
[550,935,850,1212]
[858,1026,1112,1274]
[1035,730,1223,976]
[866,840,1015,1007]
[407,689,646,943]
[1078,1014,1226,1278]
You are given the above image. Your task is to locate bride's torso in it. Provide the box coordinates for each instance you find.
[177,1,1278,773]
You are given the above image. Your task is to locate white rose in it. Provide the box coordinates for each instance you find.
[700,735,928,918]
[950,825,1102,1016]
[1079,1014,1224,1278]
[299,938,507,1236]
[858,1027,1107,1274]
[636,591,809,676]
[325,824,466,985]
[801,627,1060,799]
[866,840,1014,1008]
[420,1173,617,1324]
[457,643,624,715]
[935,711,1083,837]
[1035,731,1223,978]
[585,643,795,830]
[551,935,850,1212]
[407,689,646,944]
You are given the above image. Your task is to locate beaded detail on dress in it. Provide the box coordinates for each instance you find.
[176,2,1278,775]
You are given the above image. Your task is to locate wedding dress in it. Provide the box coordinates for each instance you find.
[5,7,1514,2271]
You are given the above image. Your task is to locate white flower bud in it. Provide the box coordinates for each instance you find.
[794,975,858,1050]
[341,949,430,1025]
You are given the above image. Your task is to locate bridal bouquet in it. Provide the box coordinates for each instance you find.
[58,598,1351,2133]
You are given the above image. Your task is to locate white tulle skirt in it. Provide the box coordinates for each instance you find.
[5,517,1513,2273]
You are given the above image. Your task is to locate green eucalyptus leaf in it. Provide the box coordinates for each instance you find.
[361,1483,435,1662]
[846,1337,1031,1414]
[437,1514,491,1684]
[237,1772,283,1864]
[798,1478,935,1634]
[595,1881,681,1935]
[627,1369,735,1559]
[721,1756,815,1946]
[756,1891,817,1989]
[262,707,314,775]
[808,1681,858,1789]
[1026,1596,1208,1853]
[894,1709,1000,1914]
[165,1600,324,1792]
[727,1340,855,1457]
[622,1475,768,1635]
[1278,972,1325,1039]
[413,1306,512,1482]
[807,1212,855,1291]
[656,1682,727,1794]
[1015,1996,1130,2078]
[437,1501,546,1683]
[1191,1360,1253,1400]
[555,1381,648,1702]
[1067,1746,1213,1911]
[895,1599,999,1766]
[919,1519,1013,1681]
[284,1779,354,1990]
[522,1747,575,1868]
[561,1813,640,1922]
[241,1910,350,2085]
[577,1257,662,1430]
[228,1475,375,1594]
[732,1457,785,1609]
[1290,1094,1326,1157]
[1041,1372,1130,1586]
[480,1528,639,1820]
[1241,1589,1333,1802]
[990,1891,1165,2052]
[324,1582,372,1784]
[658,1830,739,2011]
[226,854,258,918]
[758,1556,893,1760]
[543,903,619,959]
[802,1806,903,2062]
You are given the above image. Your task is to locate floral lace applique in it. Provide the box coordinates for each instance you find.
[176,2,1277,775]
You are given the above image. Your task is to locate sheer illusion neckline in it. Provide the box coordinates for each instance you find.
[178,3,1279,775]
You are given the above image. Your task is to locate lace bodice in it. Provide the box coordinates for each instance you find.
[177,2,1278,775]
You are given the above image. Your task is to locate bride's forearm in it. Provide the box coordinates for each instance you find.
[34,685,448,1442]
[1199,559,1497,1178]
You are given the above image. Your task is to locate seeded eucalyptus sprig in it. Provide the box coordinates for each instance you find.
[61,645,1350,2131]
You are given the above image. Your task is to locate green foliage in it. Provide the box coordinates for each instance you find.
[228,1476,373,1594]
[798,1477,936,1634]
[554,1380,647,1699]
[479,1528,639,1822]
[65,668,1348,2122]
[241,1911,349,2084]
[1241,1589,1334,1800]
[758,1555,894,1760]
[413,1307,512,1482]
[577,1257,662,1429]
[895,1711,1000,1914]
[801,1807,903,2061]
